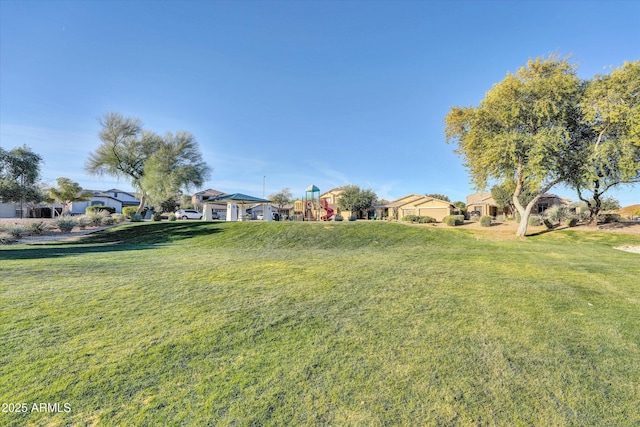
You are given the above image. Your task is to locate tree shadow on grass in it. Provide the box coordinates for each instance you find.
[0,222,222,260]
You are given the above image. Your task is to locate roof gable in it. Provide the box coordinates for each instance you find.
[385,194,425,208]
[415,197,455,208]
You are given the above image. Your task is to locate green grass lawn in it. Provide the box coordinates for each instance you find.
[1,221,639,426]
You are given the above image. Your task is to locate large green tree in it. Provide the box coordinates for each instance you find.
[269,188,293,209]
[490,184,513,216]
[48,177,93,216]
[570,60,640,226]
[86,113,210,213]
[140,131,210,207]
[490,181,537,218]
[445,56,582,236]
[338,185,377,219]
[0,145,43,218]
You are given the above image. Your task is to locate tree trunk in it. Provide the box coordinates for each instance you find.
[512,163,559,237]
[136,193,146,215]
[587,207,600,227]
[587,181,602,227]
[514,202,537,237]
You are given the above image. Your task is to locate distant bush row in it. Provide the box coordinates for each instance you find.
[0,213,128,244]
[402,215,436,224]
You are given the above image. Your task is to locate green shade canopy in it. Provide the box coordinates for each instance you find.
[305,185,320,192]
[205,193,271,204]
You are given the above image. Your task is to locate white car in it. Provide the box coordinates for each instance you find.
[175,209,202,220]
[257,212,280,221]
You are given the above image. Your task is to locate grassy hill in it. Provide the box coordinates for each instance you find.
[615,204,640,218]
[1,221,639,426]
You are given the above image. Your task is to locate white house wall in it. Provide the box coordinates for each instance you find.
[70,197,124,214]
[105,190,138,202]
[0,202,17,218]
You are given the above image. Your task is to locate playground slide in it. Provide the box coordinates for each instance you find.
[321,198,334,220]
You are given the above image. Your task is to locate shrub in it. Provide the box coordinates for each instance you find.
[6,224,28,238]
[85,211,109,226]
[56,217,76,233]
[27,221,48,235]
[565,217,579,227]
[122,207,147,219]
[152,212,162,221]
[168,214,177,221]
[130,213,143,222]
[544,205,570,223]
[86,205,116,215]
[101,216,117,226]
[543,219,554,230]
[579,210,591,222]
[469,214,480,222]
[401,215,418,223]
[122,206,137,218]
[496,214,506,222]
[443,215,463,226]
[76,215,93,229]
[0,233,16,245]
[402,215,436,224]
[600,213,620,224]
[417,216,436,224]
[479,216,492,227]
[528,214,542,226]
[112,213,126,223]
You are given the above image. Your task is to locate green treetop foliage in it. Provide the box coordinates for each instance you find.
[490,184,515,216]
[86,112,210,213]
[338,185,377,216]
[445,56,582,236]
[48,177,93,215]
[269,188,293,208]
[140,131,210,207]
[490,181,537,216]
[571,60,640,225]
[452,201,467,215]
[0,145,43,217]
[425,193,450,202]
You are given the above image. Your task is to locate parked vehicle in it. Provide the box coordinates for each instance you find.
[257,212,280,221]
[175,209,202,220]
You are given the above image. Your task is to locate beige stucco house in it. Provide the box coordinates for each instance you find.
[466,192,572,217]
[466,192,500,217]
[381,194,455,222]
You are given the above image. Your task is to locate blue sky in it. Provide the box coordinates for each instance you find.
[1,0,639,206]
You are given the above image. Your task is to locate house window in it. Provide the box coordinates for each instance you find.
[537,203,549,214]
[91,201,105,206]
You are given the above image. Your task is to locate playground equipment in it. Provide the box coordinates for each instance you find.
[300,185,336,221]
[304,185,320,221]
[321,198,334,221]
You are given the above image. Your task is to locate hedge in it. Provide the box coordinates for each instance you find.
[443,215,463,226]
[402,215,436,224]
[479,216,492,227]
[86,205,116,214]
[565,217,579,227]
[122,206,147,219]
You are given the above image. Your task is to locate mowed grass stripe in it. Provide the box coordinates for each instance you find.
[1,221,638,426]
